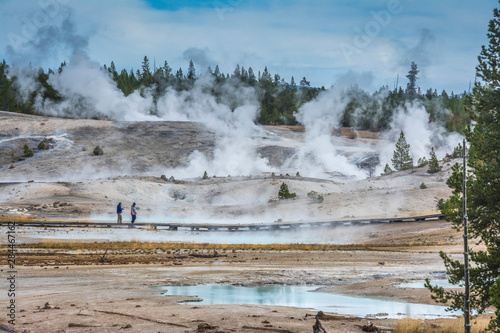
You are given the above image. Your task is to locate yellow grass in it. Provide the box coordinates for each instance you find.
[0,215,36,222]
[11,239,375,252]
[0,238,451,252]
[394,317,490,333]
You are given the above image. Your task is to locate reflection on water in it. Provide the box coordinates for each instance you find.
[158,284,461,319]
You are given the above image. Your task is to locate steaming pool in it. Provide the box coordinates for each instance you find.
[158,284,460,319]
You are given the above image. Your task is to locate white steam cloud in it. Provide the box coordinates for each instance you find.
[5,15,463,182]
[376,104,463,175]
[294,88,366,179]
[45,51,156,121]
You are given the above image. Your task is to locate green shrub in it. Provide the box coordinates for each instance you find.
[437,198,445,210]
[93,145,104,155]
[278,182,296,199]
[307,190,324,203]
[427,147,441,173]
[419,182,427,189]
[38,140,46,150]
[296,172,301,177]
[384,163,393,175]
[452,142,464,158]
[23,144,33,157]
[417,157,428,167]
[202,171,208,179]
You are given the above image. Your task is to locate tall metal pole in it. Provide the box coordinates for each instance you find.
[463,138,471,333]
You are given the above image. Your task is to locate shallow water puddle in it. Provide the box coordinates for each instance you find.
[158,284,460,319]
[397,279,458,289]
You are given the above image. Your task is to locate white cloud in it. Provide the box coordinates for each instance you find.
[0,0,496,92]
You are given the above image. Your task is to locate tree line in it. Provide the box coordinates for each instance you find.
[0,57,469,133]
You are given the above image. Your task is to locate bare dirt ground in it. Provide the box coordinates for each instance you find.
[0,112,478,332]
[2,223,477,333]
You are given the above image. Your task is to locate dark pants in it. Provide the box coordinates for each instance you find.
[131,214,136,223]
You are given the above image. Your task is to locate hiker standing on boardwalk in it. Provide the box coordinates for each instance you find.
[116,202,123,223]
[131,202,137,223]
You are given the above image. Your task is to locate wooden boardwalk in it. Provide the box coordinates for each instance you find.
[0,214,444,232]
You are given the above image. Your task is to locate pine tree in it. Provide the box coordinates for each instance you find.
[110,61,117,79]
[384,163,393,174]
[240,67,248,82]
[278,182,296,199]
[260,66,272,83]
[187,60,196,81]
[406,61,419,101]
[427,147,441,173]
[417,157,428,167]
[452,142,464,158]
[23,144,33,157]
[141,56,151,78]
[391,131,413,171]
[248,67,256,86]
[232,64,241,79]
[426,6,500,330]
[163,60,173,82]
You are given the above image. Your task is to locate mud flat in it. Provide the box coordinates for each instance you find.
[2,219,487,333]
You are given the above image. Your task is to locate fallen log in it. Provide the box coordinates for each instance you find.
[94,309,188,328]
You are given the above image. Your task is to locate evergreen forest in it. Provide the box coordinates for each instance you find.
[0,57,469,134]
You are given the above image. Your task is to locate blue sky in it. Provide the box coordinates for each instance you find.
[0,0,497,93]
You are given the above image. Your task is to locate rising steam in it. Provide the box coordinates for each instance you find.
[5,15,463,181]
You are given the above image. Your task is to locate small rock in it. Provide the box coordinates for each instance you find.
[362,322,380,332]
[197,323,217,332]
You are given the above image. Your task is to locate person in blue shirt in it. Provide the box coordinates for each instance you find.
[131,202,137,223]
[116,202,123,224]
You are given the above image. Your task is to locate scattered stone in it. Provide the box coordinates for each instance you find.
[161,175,167,181]
[169,176,175,182]
[68,323,95,328]
[362,322,380,332]
[197,323,218,331]
[8,164,14,169]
